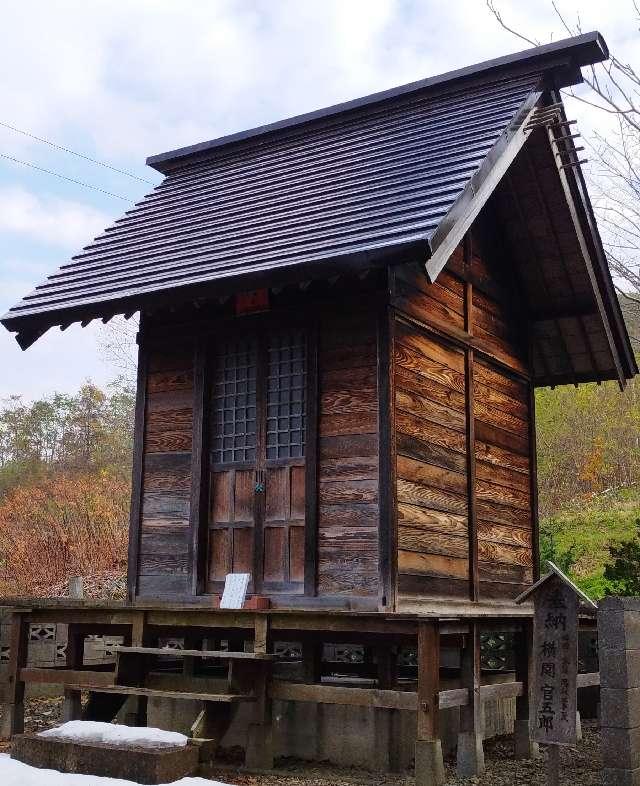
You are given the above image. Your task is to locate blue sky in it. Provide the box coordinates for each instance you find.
[0,0,635,399]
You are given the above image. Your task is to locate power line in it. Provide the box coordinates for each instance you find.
[0,152,130,201]
[0,120,155,185]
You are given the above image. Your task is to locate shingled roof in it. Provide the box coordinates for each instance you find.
[2,31,636,385]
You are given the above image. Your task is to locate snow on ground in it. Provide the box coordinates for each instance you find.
[0,753,231,786]
[39,721,188,748]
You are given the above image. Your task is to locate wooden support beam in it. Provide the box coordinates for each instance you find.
[268,678,523,711]
[245,614,273,769]
[415,622,444,786]
[377,306,396,611]
[189,335,211,596]
[63,624,84,722]
[129,611,146,648]
[126,342,148,601]
[529,384,540,581]
[514,620,538,759]
[374,642,401,772]
[269,680,418,711]
[302,641,323,684]
[0,611,29,739]
[19,668,115,687]
[457,624,485,777]
[304,321,319,597]
[577,672,600,688]
[253,615,269,655]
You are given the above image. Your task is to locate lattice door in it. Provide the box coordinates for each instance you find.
[207,327,307,595]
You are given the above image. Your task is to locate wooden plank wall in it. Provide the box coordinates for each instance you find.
[316,312,379,597]
[136,339,195,598]
[392,219,535,606]
[394,270,470,600]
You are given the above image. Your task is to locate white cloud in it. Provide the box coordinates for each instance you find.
[0,0,638,399]
[0,187,111,249]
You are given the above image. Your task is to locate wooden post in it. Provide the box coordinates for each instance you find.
[63,624,84,722]
[245,615,273,770]
[415,622,444,786]
[302,640,323,683]
[130,611,146,648]
[514,620,538,759]
[376,643,401,772]
[456,623,485,777]
[0,611,29,739]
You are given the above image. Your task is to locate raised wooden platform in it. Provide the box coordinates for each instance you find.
[0,597,599,782]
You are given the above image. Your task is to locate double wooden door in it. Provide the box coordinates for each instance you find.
[206,326,307,595]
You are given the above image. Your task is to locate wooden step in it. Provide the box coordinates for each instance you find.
[65,683,256,703]
[115,646,275,661]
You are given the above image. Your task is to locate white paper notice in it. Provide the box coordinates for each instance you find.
[220,573,250,609]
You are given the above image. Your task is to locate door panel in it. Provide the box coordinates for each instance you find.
[207,336,258,593]
[207,326,308,595]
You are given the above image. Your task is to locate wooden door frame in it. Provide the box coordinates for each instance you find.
[189,312,319,598]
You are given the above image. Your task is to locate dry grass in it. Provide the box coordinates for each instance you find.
[0,471,129,597]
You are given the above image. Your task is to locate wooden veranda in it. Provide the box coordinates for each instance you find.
[0,599,599,781]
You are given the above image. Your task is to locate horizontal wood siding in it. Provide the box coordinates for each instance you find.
[137,340,195,598]
[394,318,470,600]
[392,218,535,607]
[317,313,379,596]
[474,360,534,599]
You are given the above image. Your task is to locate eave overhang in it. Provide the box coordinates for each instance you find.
[4,29,633,387]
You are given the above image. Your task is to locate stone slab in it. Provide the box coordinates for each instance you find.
[11,733,199,785]
[599,611,640,651]
[600,599,640,614]
[601,649,640,690]
[602,726,640,771]
[601,688,640,729]
[602,767,640,786]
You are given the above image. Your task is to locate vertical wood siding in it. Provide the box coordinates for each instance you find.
[317,313,380,596]
[137,340,195,598]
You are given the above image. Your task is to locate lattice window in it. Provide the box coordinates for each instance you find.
[211,338,258,464]
[29,624,55,641]
[266,330,306,460]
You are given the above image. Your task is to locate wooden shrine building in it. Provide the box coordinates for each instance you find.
[0,32,634,784]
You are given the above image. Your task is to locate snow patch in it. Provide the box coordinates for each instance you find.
[39,721,188,749]
[1,754,230,785]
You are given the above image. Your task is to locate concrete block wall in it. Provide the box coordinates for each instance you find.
[599,597,640,786]
[0,610,121,696]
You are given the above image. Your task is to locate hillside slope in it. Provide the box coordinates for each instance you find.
[540,485,640,598]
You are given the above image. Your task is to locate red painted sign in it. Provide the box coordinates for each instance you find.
[235,289,269,315]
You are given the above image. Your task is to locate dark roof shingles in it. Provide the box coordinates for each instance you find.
[4,73,540,324]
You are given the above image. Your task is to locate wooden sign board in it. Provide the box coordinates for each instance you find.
[531,574,579,745]
[220,573,250,609]
[516,563,596,748]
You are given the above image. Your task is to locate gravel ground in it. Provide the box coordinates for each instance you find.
[0,700,602,785]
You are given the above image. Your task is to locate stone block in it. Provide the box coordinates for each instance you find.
[601,649,640,690]
[602,767,640,786]
[11,733,199,785]
[599,611,640,651]
[513,719,539,759]
[602,726,640,771]
[415,740,444,786]
[601,598,640,614]
[601,688,640,729]
[456,731,484,778]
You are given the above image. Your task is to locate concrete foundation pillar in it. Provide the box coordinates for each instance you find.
[415,739,445,786]
[456,730,484,778]
[599,597,640,785]
[513,718,539,759]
